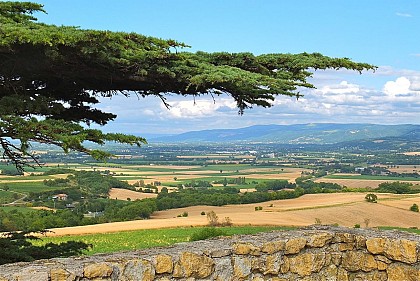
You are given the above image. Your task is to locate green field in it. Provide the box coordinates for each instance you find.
[0,206,38,213]
[36,226,292,255]
[1,181,63,194]
[325,174,420,181]
[0,190,17,204]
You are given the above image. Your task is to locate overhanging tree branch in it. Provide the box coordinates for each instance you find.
[0,2,376,170]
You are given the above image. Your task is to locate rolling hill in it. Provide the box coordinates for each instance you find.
[151,123,419,144]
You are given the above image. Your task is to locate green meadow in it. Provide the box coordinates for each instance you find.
[37,226,292,255]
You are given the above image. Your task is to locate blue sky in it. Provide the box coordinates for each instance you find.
[33,0,420,134]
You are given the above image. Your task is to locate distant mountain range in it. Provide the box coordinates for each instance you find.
[150,123,420,145]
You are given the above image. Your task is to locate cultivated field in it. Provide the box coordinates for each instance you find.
[315,173,419,189]
[47,192,420,237]
[109,188,157,200]
[314,178,419,189]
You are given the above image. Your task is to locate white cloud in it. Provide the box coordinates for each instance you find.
[383,77,411,96]
[91,69,420,134]
[396,12,413,17]
[161,98,237,119]
[318,81,360,95]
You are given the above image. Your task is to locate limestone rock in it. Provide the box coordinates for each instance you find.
[233,256,252,280]
[285,237,307,254]
[178,252,214,278]
[84,263,113,278]
[280,256,290,274]
[367,238,418,264]
[387,263,420,281]
[338,242,354,251]
[348,270,387,281]
[261,240,286,254]
[12,267,49,281]
[307,232,333,248]
[289,253,326,277]
[354,235,367,249]
[365,238,386,254]
[213,257,233,281]
[341,252,377,272]
[264,253,282,274]
[122,259,155,281]
[233,242,261,255]
[155,254,173,274]
[334,233,354,243]
[337,268,349,281]
[50,268,74,281]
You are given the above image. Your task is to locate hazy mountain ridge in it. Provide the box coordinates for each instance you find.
[150,123,419,144]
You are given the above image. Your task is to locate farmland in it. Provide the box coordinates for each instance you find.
[0,143,419,240]
[45,192,420,238]
[36,225,291,255]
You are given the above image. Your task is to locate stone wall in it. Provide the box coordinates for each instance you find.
[0,226,419,280]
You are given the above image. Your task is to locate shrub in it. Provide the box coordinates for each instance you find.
[364,218,371,228]
[221,217,233,227]
[177,212,188,217]
[409,203,419,212]
[201,211,206,216]
[354,224,361,228]
[189,227,227,241]
[255,206,263,211]
[206,211,219,226]
[365,193,377,203]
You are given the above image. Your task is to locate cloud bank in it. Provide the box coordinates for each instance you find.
[94,67,420,134]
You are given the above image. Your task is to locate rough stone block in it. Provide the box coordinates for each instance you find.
[233,256,252,279]
[122,259,155,281]
[233,242,261,255]
[386,263,420,281]
[178,252,214,278]
[285,237,307,254]
[306,232,334,248]
[261,240,286,254]
[154,254,173,274]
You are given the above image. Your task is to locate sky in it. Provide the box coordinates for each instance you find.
[32,0,420,135]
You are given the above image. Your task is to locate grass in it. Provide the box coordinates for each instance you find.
[2,182,62,194]
[0,190,16,203]
[0,206,38,213]
[36,226,293,255]
[378,226,420,235]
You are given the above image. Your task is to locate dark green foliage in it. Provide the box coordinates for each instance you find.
[365,193,378,203]
[296,179,342,193]
[255,179,296,191]
[70,170,132,196]
[190,227,227,241]
[156,187,304,210]
[43,178,70,187]
[42,168,75,175]
[377,182,413,194]
[0,231,91,265]
[410,203,419,212]
[0,2,375,170]
[0,165,23,176]
[0,197,157,232]
[177,211,188,217]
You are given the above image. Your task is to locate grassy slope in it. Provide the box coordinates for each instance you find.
[37,226,292,255]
